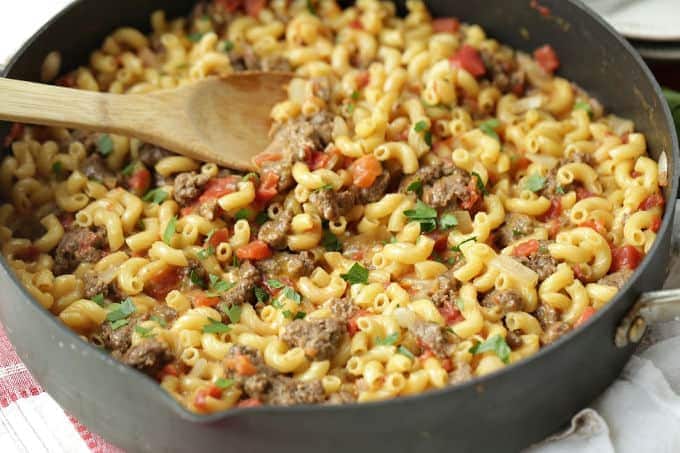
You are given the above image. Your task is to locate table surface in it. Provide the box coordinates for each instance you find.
[0,2,679,453]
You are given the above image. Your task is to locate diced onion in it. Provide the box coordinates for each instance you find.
[488,255,538,287]
[605,115,634,137]
[453,210,473,234]
[394,307,417,329]
[658,151,668,187]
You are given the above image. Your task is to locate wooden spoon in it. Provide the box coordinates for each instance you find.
[0,72,295,171]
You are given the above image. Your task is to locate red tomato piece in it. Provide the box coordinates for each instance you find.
[236,240,272,261]
[432,18,460,34]
[574,307,596,328]
[449,45,486,77]
[214,0,242,12]
[3,123,24,148]
[59,213,75,229]
[575,186,595,201]
[539,197,562,221]
[356,71,370,88]
[639,192,664,211]
[15,245,40,262]
[198,176,239,203]
[348,19,363,29]
[460,180,480,210]
[610,245,642,273]
[306,150,330,170]
[533,44,560,73]
[237,398,262,408]
[128,168,151,195]
[256,171,279,202]
[511,239,540,257]
[441,358,454,372]
[191,291,220,307]
[438,302,463,325]
[349,155,382,189]
[146,267,182,300]
[244,0,265,16]
[348,309,371,337]
[160,363,179,378]
[579,220,607,237]
[252,151,283,167]
[208,228,230,248]
[428,231,450,253]
[225,354,257,376]
[650,215,661,233]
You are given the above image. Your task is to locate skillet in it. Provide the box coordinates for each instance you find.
[0,1,678,452]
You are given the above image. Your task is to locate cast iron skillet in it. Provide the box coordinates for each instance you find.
[0,1,677,452]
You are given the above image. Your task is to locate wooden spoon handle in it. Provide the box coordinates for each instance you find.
[0,77,149,134]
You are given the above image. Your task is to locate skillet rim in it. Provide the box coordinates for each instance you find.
[0,0,678,424]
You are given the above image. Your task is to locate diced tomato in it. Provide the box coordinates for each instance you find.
[511,239,540,257]
[610,245,642,273]
[306,150,330,170]
[428,231,450,253]
[244,0,265,16]
[511,155,531,176]
[575,186,595,201]
[441,358,454,372]
[579,219,607,237]
[348,309,371,337]
[572,264,588,282]
[255,171,279,202]
[650,215,661,233]
[237,398,262,408]
[236,240,272,261]
[533,44,560,73]
[159,363,179,378]
[214,0,242,12]
[194,385,223,411]
[639,192,664,211]
[449,45,486,77]
[574,306,596,328]
[127,168,151,195]
[252,151,283,167]
[208,228,230,248]
[530,0,551,16]
[348,19,363,29]
[59,212,75,229]
[15,245,40,262]
[191,291,220,307]
[539,197,562,222]
[225,354,257,376]
[3,123,23,148]
[349,155,382,189]
[146,266,182,300]
[438,302,464,325]
[432,18,460,34]
[460,180,480,210]
[198,176,239,203]
[55,73,75,87]
[356,71,370,89]
[419,349,435,361]
[547,219,561,239]
[180,203,198,217]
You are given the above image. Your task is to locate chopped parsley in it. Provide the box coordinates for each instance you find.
[315,183,334,191]
[215,377,235,389]
[406,180,423,197]
[413,120,428,132]
[110,319,129,330]
[469,334,511,364]
[322,229,342,251]
[202,318,231,334]
[538,244,549,254]
[207,274,234,295]
[91,293,105,306]
[272,299,284,309]
[451,236,477,253]
[573,100,593,118]
[187,32,204,42]
[150,315,167,328]
[232,254,239,267]
[254,286,269,303]
[471,172,488,196]
[403,200,437,233]
[306,0,317,15]
[340,263,369,285]
[282,310,306,319]
[196,246,215,260]
[424,130,433,147]
[225,304,242,323]
[351,90,360,101]
[242,172,259,183]
[397,345,415,359]
[219,40,234,53]
[135,325,155,338]
[255,211,270,225]
[455,298,465,310]
[189,268,206,288]
[479,119,500,141]
[524,173,546,192]
[555,185,566,195]
[512,228,523,238]
[142,188,168,204]
[375,332,398,346]
[97,134,114,156]
[282,286,302,304]
[121,161,136,176]
[106,298,135,322]
[267,279,284,289]
[52,161,63,175]
[163,216,177,245]
[234,208,251,220]
[346,102,355,114]
[439,213,458,229]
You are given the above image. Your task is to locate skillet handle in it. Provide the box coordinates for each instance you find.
[615,288,680,347]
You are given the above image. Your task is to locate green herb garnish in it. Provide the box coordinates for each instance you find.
[121,161,136,176]
[163,216,177,245]
[225,304,242,323]
[439,213,458,229]
[267,279,284,289]
[52,161,63,175]
[150,315,167,328]
[524,173,546,192]
[215,377,235,389]
[202,318,231,334]
[322,229,342,251]
[187,32,204,42]
[479,119,500,141]
[455,298,465,310]
[451,236,477,253]
[197,246,215,260]
[219,40,235,52]
[471,172,488,195]
[555,185,566,195]
[282,287,302,304]
[234,208,251,220]
[189,268,206,288]
[469,334,511,364]
[414,120,428,132]
[340,263,369,285]
[142,188,168,204]
[255,211,269,225]
[306,0,317,15]
[110,319,129,330]
[135,325,155,338]
[351,90,360,101]
[406,180,423,197]
[207,274,234,295]
[91,293,105,306]
[375,332,398,345]
[573,100,593,118]
[403,200,437,233]
[254,286,269,303]
[397,345,415,359]
[97,134,114,156]
[424,130,433,147]
[106,298,135,322]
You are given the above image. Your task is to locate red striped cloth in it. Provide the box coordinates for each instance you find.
[0,322,123,452]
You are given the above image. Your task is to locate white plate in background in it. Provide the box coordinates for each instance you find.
[587,0,680,42]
